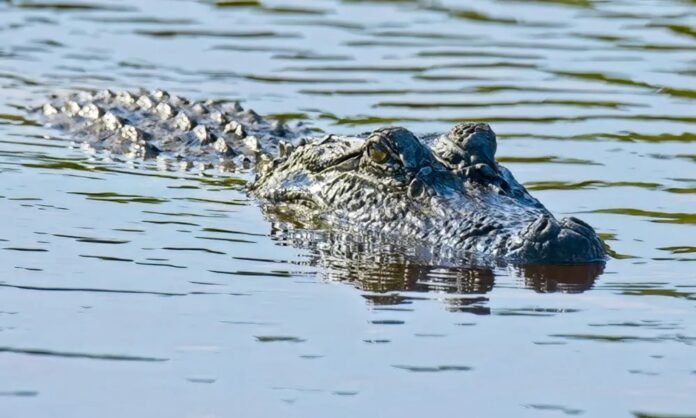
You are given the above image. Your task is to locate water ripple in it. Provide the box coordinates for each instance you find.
[1,0,695,415]
[0,346,167,362]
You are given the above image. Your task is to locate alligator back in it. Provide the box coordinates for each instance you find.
[38,89,310,170]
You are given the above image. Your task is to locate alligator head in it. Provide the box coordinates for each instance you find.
[250,124,606,265]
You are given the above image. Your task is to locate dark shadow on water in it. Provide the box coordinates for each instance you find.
[515,263,605,293]
[270,225,604,308]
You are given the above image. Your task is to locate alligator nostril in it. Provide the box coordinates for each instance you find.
[560,216,596,239]
[511,215,605,264]
[567,216,592,230]
[536,217,549,232]
[530,215,561,242]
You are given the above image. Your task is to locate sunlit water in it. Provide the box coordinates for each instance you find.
[0,0,694,417]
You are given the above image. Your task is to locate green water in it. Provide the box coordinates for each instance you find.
[0,0,694,417]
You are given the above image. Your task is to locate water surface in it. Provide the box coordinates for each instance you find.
[0,0,694,417]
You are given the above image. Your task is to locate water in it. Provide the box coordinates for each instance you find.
[0,0,694,416]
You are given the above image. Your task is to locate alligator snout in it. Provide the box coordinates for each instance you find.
[509,215,606,264]
[527,215,562,242]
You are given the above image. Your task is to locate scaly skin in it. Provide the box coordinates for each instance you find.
[37,90,606,265]
[252,126,606,264]
[39,88,310,170]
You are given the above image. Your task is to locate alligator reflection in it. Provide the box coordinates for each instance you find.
[515,263,605,294]
[325,259,496,314]
[271,225,604,312]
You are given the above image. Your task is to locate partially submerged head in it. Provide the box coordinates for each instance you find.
[252,124,606,265]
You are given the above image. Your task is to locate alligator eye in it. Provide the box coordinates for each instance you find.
[368,143,389,164]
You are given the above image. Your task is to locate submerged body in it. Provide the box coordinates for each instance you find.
[37,89,606,265]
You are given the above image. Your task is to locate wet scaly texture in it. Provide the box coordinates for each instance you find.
[0,0,694,417]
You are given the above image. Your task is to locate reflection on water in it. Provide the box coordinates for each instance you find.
[272,225,604,298]
[516,263,605,293]
[0,0,695,417]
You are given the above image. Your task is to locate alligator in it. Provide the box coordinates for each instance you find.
[36,89,606,266]
[270,226,604,295]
